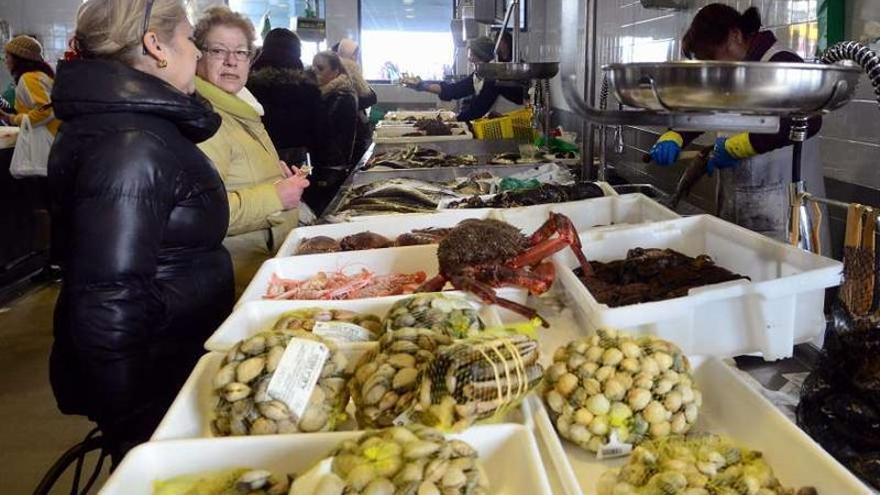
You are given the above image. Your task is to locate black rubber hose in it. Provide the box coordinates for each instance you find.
[821,41,880,109]
[599,73,610,111]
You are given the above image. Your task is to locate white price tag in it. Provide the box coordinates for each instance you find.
[313,321,373,343]
[597,430,633,460]
[392,407,413,426]
[267,338,329,421]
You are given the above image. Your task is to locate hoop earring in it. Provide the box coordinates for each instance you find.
[157,59,168,69]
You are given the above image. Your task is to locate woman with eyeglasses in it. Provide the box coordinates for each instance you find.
[306,50,359,215]
[48,0,233,460]
[194,7,310,294]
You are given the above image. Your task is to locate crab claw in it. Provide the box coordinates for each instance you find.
[450,275,549,327]
[511,212,593,276]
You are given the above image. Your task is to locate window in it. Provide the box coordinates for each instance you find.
[361,0,455,81]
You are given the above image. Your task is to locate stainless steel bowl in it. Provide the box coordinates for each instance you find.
[604,61,862,114]
[476,62,560,81]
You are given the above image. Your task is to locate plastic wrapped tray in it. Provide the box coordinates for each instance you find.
[204,297,506,352]
[111,424,552,494]
[553,215,842,359]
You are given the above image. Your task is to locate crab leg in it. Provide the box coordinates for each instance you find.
[450,276,549,327]
[416,273,448,293]
[511,213,593,276]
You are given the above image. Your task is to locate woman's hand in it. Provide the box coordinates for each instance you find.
[275,174,310,210]
[0,109,15,125]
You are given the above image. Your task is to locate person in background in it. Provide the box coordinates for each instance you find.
[647,4,829,250]
[48,0,234,461]
[247,28,322,166]
[332,38,376,164]
[194,7,309,294]
[0,35,59,135]
[402,36,523,122]
[307,50,358,215]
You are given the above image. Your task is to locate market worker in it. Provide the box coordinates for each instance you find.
[307,50,359,215]
[403,36,524,122]
[648,4,828,249]
[48,0,234,461]
[0,35,60,135]
[194,6,309,294]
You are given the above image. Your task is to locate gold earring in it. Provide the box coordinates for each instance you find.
[157,59,168,69]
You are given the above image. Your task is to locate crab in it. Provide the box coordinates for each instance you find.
[416,214,592,326]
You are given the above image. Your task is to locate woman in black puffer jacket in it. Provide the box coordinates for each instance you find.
[306,50,359,215]
[49,0,233,461]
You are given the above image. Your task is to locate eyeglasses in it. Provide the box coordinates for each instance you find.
[142,0,155,56]
[202,47,253,62]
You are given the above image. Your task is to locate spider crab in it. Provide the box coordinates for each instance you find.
[416,213,592,326]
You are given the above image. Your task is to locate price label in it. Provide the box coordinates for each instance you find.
[266,338,329,421]
[313,321,373,343]
[597,430,633,460]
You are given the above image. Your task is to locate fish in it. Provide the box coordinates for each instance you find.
[669,147,713,209]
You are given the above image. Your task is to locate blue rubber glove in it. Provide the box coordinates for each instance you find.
[706,137,740,176]
[649,131,683,166]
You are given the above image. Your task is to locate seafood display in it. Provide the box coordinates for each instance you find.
[597,435,818,495]
[153,468,289,495]
[292,425,488,495]
[382,110,457,122]
[271,308,383,342]
[402,119,466,137]
[332,179,467,217]
[575,248,748,307]
[294,228,452,255]
[417,214,592,325]
[265,270,427,300]
[211,331,350,436]
[350,328,453,429]
[447,182,605,209]
[798,306,880,489]
[417,334,542,431]
[487,151,579,165]
[544,330,700,453]
[365,146,477,170]
[383,293,484,338]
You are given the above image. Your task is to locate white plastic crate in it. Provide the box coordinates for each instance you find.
[526,357,871,494]
[204,297,506,352]
[109,424,552,495]
[497,193,679,234]
[553,215,842,360]
[436,181,621,210]
[383,110,458,122]
[277,209,497,257]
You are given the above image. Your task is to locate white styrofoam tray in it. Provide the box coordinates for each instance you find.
[240,244,441,306]
[374,126,471,139]
[436,181,621,210]
[276,209,498,257]
[111,424,553,495]
[323,201,496,224]
[374,133,474,144]
[204,297,506,352]
[497,193,679,234]
[526,357,871,495]
[553,215,843,360]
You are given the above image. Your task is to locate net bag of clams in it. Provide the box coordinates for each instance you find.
[415,333,543,431]
[273,307,382,341]
[350,328,454,428]
[212,330,351,435]
[797,305,880,489]
[596,435,818,495]
[544,329,701,453]
[383,293,484,338]
[290,424,489,495]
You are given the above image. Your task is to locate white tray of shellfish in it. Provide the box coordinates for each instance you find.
[276,209,500,257]
[505,294,872,495]
[105,424,554,495]
[204,296,510,353]
[551,215,843,360]
[240,243,528,309]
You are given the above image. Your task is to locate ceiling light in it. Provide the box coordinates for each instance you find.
[402,0,414,4]
[405,14,415,18]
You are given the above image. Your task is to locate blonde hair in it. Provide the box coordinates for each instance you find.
[75,0,187,65]
[193,6,256,52]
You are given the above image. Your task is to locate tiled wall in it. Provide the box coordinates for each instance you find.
[547,0,879,258]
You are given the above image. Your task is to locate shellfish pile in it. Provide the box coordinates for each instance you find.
[350,328,453,429]
[272,308,382,342]
[212,330,351,436]
[416,334,543,431]
[303,425,488,495]
[383,293,484,338]
[597,435,818,495]
[543,329,701,452]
